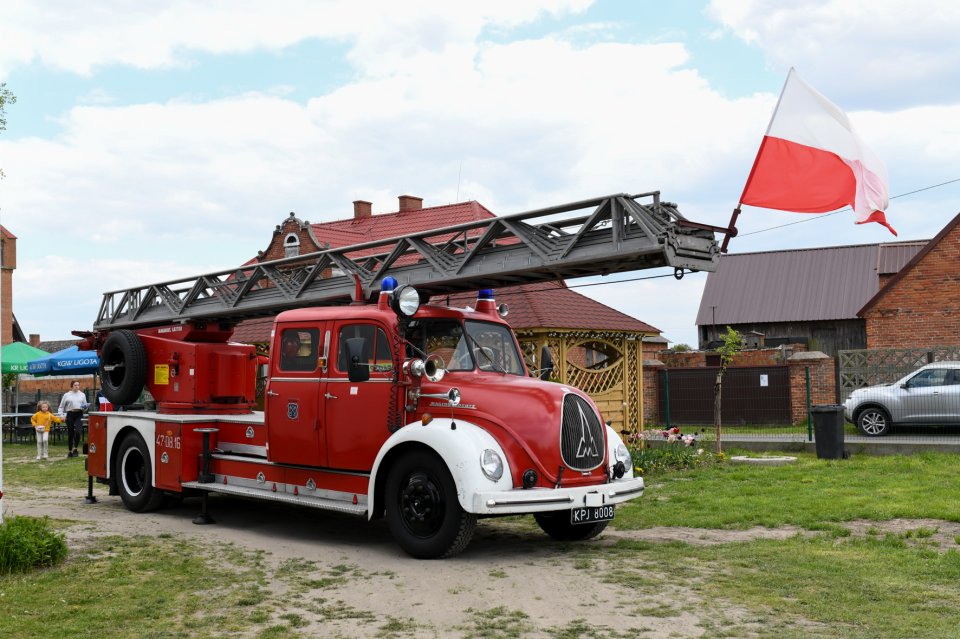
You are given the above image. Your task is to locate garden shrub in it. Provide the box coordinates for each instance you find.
[0,515,68,574]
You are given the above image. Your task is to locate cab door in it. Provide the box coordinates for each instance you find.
[323,322,396,471]
[265,325,328,466]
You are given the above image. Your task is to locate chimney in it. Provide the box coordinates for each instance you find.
[29,333,40,347]
[398,195,423,212]
[353,200,372,220]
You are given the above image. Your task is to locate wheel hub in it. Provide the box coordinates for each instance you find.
[399,473,444,535]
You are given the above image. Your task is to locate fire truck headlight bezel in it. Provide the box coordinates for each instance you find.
[392,285,421,318]
[480,449,504,481]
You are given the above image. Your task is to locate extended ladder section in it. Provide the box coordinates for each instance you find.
[94,191,722,330]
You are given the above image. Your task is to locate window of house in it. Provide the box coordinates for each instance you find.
[284,233,300,258]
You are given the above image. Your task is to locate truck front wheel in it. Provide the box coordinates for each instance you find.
[385,451,477,559]
[116,433,164,513]
[535,511,610,541]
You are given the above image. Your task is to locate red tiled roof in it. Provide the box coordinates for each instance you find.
[437,281,659,333]
[311,201,496,256]
[232,317,273,344]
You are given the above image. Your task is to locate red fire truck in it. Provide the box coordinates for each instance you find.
[78,192,721,558]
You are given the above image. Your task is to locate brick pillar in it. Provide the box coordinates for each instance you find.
[787,352,836,424]
[1,228,16,346]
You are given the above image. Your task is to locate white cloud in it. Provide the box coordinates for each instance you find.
[0,1,591,76]
[707,0,960,108]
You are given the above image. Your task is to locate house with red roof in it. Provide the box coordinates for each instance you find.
[858,211,960,349]
[233,195,665,432]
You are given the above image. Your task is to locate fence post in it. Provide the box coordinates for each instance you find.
[663,369,671,429]
[805,366,812,442]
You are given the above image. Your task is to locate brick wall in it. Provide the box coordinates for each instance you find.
[261,215,322,262]
[659,344,807,368]
[863,220,960,349]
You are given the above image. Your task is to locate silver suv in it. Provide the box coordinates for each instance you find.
[843,362,960,436]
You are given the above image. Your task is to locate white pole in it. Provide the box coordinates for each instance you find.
[1,212,6,525]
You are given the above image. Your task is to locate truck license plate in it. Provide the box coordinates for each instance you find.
[570,505,615,525]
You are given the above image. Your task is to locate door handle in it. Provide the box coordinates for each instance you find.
[324,393,338,400]
[267,390,279,397]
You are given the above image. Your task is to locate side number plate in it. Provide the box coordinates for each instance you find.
[570,505,615,525]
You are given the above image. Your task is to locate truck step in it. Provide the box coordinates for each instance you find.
[181,479,367,516]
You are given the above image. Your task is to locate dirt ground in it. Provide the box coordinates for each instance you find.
[7,482,960,638]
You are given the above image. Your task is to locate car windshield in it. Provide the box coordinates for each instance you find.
[404,319,525,375]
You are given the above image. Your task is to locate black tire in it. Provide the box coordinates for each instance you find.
[100,330,147,406]
[535,511,610,541]
[116,433,164,512]
[856,406,891,437]
[385,451,477,559]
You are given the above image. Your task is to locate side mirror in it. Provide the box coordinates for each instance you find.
[345,337,370,383]
[539,345,554,381]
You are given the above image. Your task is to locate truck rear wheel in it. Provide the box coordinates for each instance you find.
[116,433,164,513]
[100,329,147,406]
[534,511,610,541]
[385,451,477,559]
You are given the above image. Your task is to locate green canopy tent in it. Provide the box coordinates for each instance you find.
[1,341,50,411]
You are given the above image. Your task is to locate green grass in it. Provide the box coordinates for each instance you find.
[0,536,279,639]
[1,442,89,490]
[615,451,960,530]
[0,516,67,574]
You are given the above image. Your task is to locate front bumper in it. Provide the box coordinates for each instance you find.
[471,476,644,515]
[843,400,855,422]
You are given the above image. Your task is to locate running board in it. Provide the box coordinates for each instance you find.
[182,478,368,516]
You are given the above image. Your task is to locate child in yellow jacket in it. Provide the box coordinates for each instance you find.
[31,401,62,461]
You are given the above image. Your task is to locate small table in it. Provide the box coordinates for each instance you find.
[2,413,36,444]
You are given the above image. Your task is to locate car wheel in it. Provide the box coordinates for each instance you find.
[857,407,891,437]
[385,451,477,559]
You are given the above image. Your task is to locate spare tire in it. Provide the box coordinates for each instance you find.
[100,330,147,406]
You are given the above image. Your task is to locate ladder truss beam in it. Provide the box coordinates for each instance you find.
[92,192,720,330]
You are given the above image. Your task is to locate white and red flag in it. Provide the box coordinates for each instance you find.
[740,68,895,235]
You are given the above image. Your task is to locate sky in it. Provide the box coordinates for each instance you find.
[1,0,959,349]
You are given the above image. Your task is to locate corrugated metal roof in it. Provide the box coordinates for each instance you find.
[696,241,927,325]
[877,241,926,275]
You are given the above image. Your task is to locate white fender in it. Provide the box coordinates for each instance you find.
[605,425,635,479]
[368,417,513,518]
[103,414,158,479]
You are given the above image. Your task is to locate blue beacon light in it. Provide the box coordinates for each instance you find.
[381,277,398,292]
[477,289,495,300]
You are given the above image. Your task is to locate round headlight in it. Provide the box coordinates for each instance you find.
[392,285,421,317]
[615,442,632,466]
[480,449,503,481]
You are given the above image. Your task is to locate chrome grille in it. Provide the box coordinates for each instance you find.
[560,394,605,471]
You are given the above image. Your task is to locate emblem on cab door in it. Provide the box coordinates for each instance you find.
[287,402,299,420]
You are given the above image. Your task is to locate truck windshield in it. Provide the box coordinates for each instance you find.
[405,319,525,375]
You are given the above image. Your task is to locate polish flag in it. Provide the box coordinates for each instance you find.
[740,68,895,236]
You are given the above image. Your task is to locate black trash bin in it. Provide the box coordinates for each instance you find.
[812,404,846,460]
